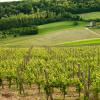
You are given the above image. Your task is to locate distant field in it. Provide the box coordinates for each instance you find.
[59,27,100,46]
[0,21,88,47]
[38,21,87,34]
[59,38,100,46]
[79,12,100,20]
[0,28,99,47]
[0,21,100,47]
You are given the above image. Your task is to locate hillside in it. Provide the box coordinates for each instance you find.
[79,12,100,20]
[0,21,100,47]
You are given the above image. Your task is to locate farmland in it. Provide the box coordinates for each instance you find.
[0,46,100,100]
[79,12,100,20]
[0,0,100,100]
[0,21,100,47]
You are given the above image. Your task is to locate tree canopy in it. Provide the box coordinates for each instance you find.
[0,0,100,18]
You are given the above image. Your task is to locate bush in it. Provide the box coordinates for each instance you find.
[73,21,78,26]
[2,26,38,36]
[0,31,7,39]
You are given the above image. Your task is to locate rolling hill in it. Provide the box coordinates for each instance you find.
[0,21,100,47]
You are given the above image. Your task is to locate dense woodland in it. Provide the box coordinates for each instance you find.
[0,0,100,37]
[0,0,100,18]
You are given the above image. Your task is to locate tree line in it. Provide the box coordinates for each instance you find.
[0,0,100,19]
[0,11,79,38]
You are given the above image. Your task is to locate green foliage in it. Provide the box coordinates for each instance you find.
[0,14,34,30]
[17,1,33,14]
[0,46,100,99]
[1,26,38,37]
[0,13,80,31]
[0,0,100,19]
[73,21,79,26]
[0,31,7,39]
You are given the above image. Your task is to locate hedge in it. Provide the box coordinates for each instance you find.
[0,26,38,37]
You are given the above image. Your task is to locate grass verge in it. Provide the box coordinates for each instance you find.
[59,38,100,46]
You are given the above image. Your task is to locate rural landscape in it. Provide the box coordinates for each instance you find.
[0,0,100,100]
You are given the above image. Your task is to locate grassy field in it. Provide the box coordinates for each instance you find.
[79,11,100,20]
[0,21,100,47]
[59,38,100,46]
[58,27,100,46]
[38,21,87,34]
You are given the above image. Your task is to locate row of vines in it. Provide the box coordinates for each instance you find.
[0,46,100,100]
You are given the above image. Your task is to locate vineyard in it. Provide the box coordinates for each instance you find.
[0,46,100,100]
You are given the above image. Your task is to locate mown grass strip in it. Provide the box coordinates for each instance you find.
[59,38,100,46]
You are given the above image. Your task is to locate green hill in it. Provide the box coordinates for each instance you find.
[1,21,100,47]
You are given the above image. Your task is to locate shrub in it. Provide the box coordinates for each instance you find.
[73,21,78,26]
[0,31,7,39]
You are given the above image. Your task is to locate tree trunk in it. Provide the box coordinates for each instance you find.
[0,78,4,89]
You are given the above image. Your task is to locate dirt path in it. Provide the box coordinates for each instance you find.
[85,28,100,36]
